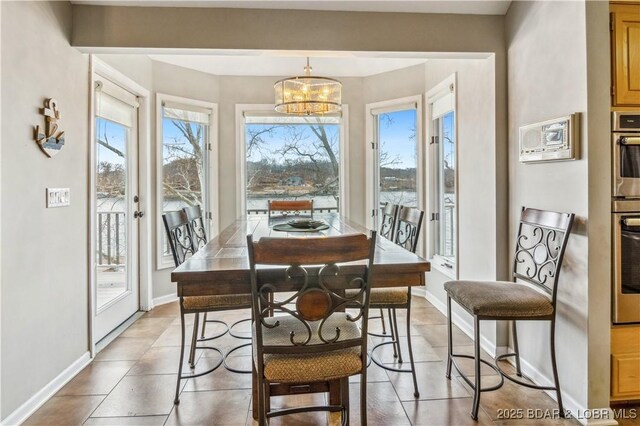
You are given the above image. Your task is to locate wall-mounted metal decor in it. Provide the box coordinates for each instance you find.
[519,113,579,163]
[34,98,65,158]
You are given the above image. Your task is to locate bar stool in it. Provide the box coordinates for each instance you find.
[444,207,574,419]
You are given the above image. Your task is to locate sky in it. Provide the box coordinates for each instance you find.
[97,109,420,171]
[378,109,417,169]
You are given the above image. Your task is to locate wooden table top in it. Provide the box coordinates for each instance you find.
[172,214,430,296]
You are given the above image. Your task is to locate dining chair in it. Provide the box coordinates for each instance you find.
[370,202,400,338]
[247,232,377,426]
[163,210,252,404]
[368,205,424,398]
[267,199,313,222]
[444,207,574,420]
[183,205,253,373]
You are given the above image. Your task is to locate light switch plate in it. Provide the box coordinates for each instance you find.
[47,187,70,208]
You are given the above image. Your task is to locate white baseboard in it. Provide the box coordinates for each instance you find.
[1,352,91,426]
[516,356,617,425]
[424,290,616,425]
[424,290,507,357]
[151,293,178,308]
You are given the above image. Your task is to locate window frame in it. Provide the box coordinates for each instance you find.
[235,104,349,218]
[155,93,218,270]
[426,74,458,279]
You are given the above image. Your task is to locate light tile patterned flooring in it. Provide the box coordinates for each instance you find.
[24,296,633,425]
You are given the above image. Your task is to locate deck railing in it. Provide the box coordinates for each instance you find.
[97,211,125,266]
[246,207,339,215]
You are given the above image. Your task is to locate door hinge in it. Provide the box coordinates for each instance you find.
[370,141,376,150]
[372,209,376,217]
[208,143,212,151]
[430,212,439,221]
[611,86,615,96]
[207,212,213,220]
[431,136,439,145]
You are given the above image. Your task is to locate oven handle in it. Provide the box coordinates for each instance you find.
[619,136,640,146]
[622,217,640,228]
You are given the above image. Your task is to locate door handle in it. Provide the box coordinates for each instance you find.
[134,211,144,219]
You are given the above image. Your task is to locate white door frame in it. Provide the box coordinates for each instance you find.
[365,95,424,250]
[89,56,152,355]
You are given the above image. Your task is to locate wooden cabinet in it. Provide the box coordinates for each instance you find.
[611,2,640,106]
[611,325,640,401]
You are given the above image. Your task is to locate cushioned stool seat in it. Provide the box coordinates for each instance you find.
[346,287,409,305]
[444,281,553,318]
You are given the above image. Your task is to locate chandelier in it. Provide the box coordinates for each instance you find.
[274,57,342,115]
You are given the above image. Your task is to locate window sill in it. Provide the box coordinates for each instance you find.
[430,257,457,280]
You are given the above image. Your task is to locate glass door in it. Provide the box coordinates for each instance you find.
[94,77,140,342]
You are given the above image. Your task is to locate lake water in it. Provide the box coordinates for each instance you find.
[97,191,418,213]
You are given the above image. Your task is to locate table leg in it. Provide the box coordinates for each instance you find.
[252,361,258,420]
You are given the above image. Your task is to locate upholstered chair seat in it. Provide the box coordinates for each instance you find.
[444,281,553,318]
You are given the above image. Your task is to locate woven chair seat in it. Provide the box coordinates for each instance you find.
[182,294,252,310]
[444,280,553,318]
[254,314,363,383]
[345,287,408,306]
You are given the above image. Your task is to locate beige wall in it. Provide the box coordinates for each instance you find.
[506,0,592,413]
[72,6,504,54]
[1,1,90,419]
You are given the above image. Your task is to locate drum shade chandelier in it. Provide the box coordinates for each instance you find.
[274,57,342,115]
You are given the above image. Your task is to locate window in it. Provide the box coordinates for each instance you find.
[365,96,423,234]
[238,106,347,216]
[428,76,457,276]
[157,94,217,268]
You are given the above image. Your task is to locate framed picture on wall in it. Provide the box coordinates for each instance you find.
[519,113,579,163]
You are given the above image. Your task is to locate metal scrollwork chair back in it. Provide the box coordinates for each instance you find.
[247,232,377,425]
[162,210,196,267]
[183,205,207,251]
[379,203,399,240]
[394,206,424,253]
[513,208,573,300]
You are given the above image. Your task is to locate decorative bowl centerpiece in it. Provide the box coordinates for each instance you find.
[287,219,325,229]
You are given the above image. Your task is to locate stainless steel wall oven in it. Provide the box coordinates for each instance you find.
[612,112,640,324]
[613,111,640,198]
[612,199,640,324]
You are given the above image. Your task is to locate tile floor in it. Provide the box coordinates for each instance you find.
[24,296,635,425]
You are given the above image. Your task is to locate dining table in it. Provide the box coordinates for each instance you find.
[171,213,431,418]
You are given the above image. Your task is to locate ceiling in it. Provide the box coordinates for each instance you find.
[73,1,512,15]
[148,51,489,77]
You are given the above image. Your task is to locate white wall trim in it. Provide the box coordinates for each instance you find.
[152,293,179,307]
[514,355,616,426]
[425,288,610,426]
[0,352,91,426]
[425,289,507,357]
